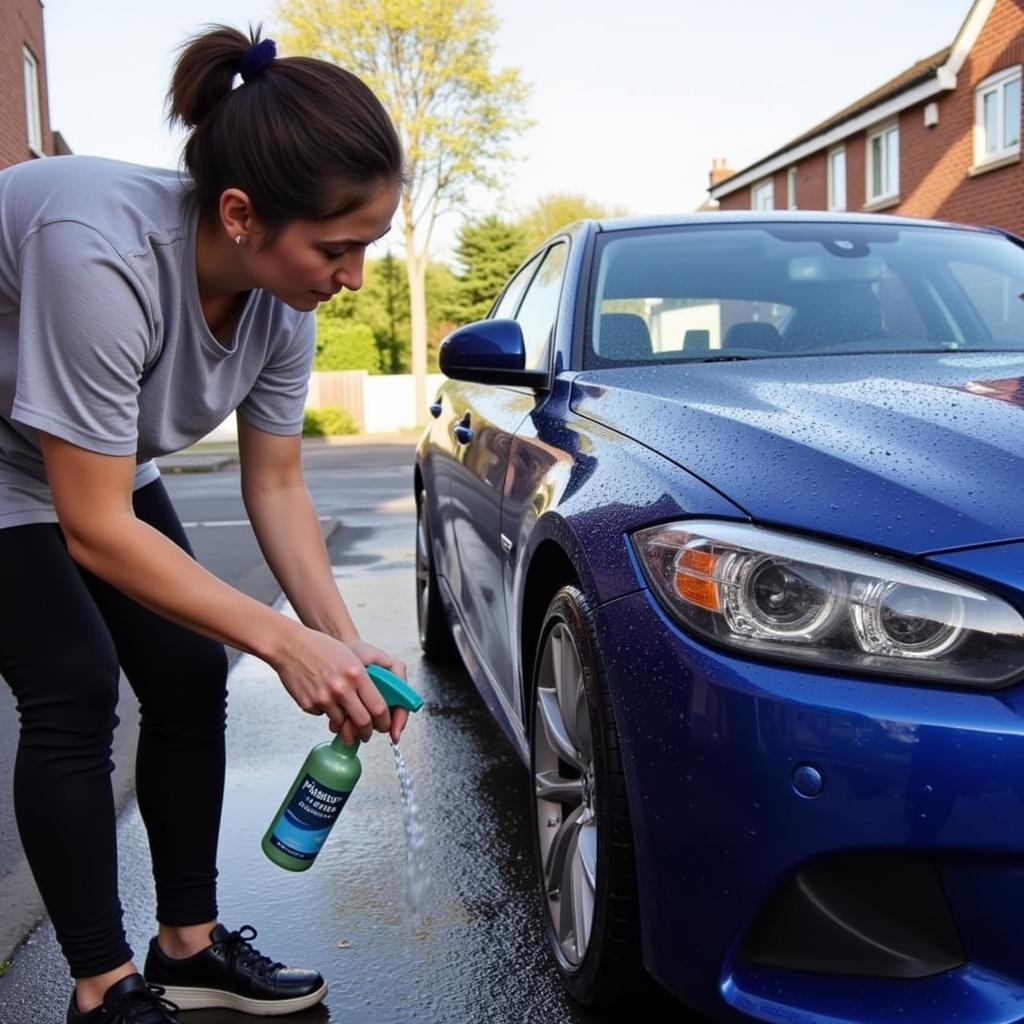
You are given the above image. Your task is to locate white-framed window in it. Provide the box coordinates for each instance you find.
[786,166,798,210]
[866,122,899,203]
[975,66,1021,164]
[827,146,847,211]
[751,178,774,211]
[22,46,42,155]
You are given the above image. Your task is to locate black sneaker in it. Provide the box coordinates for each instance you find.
[66,973,180,1023]
[143,924,327,1014]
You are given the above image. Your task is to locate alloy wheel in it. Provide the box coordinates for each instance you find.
[533,621,597,966]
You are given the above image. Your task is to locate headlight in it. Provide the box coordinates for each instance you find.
[633,520,1024,688]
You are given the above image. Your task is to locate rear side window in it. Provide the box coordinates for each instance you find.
[491,253,541,320]
[514,242,568,371]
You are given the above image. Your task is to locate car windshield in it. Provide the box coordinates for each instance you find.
[586,222,1024,367]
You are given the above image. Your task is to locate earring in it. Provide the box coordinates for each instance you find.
[234,234,245,245]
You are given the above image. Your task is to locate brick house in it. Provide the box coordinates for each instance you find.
[0,0,62,167]
[709,0,1024,235]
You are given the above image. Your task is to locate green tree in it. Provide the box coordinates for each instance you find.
[449,215,528,324]
[318,254,458,373]
[328,254,412,372]
[519,192,631,249]
[313,318,381,371]
[275,0,531,424]
[426,262,458,365]
[377,250,404,373]
[426,261,459,372]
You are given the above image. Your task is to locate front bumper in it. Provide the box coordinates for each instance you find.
[594,588,1024,1024]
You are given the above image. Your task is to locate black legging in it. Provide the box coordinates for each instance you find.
[0,479,228,978]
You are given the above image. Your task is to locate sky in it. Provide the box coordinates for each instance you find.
[41,0,974,261]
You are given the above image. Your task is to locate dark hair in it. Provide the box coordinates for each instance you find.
[168,24,404,229]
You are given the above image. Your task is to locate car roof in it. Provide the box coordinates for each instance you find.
[555,210,1007,237]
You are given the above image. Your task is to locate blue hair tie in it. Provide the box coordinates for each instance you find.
[240,38,277,82]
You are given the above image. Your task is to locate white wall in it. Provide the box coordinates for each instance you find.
[201,415,238,443]
[362,373,447,433]
[198,372,449,443]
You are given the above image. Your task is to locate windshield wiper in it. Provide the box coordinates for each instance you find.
[692,354,754,363]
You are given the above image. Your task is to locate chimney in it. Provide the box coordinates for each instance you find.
[709,157,735,187]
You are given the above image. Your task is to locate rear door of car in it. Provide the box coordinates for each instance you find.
[448,240,570,703]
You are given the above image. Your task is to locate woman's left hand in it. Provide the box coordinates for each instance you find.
[341,639,410,744]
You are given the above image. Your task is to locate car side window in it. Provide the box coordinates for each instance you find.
[513,242,569,371]
[490,253,542,321]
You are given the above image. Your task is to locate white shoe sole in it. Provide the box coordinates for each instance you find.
[158,981,328,1015]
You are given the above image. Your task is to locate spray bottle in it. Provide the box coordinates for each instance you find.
[262,664,424,872]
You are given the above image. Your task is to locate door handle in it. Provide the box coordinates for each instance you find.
[454,412,474,445]
[429,399,443,418]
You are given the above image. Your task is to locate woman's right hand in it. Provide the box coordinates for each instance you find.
[271,624,391,742]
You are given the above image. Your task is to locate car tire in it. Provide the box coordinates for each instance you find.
[416,494,457,660]
[529,584,642,1007]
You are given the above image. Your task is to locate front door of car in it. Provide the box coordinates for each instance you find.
[420,387,460,587]
[448,241,569,704]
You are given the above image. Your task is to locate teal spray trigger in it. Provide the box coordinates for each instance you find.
[262,664,423,871]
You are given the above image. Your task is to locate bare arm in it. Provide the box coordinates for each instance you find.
[238,419,409,740]
[238,421,358,638]
[40,431,392,740]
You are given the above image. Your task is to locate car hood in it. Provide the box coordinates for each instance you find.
[570,353,1024,555]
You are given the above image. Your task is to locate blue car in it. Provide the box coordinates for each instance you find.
[414,212,1024,1024]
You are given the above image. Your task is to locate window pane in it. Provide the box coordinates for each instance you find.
[491,253,540,320]
[984,89,999,153]
[833,151,846,210]
[1004,77,1021,149]
[22,49,41,152]
[753,182,773,210]
[886,128,899,195]
[515,242,568,370]
[871,136,883,197]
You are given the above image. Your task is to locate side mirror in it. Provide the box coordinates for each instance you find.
[439,319,549,388]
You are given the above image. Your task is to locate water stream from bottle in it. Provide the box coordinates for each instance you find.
[391,741,430,929]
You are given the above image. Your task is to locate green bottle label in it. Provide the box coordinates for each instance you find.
[268,772,351,861]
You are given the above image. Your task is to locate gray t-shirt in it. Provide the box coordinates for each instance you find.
[0,155,316,528]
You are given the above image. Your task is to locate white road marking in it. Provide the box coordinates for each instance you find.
[376,495,417,512]
[181,516,334,528]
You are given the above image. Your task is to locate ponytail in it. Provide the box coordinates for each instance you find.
[167,24,249,130]
[167,24,404,230]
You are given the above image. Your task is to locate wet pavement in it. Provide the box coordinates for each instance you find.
[0,441,690,1023]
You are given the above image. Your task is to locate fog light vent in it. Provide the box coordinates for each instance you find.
[739,853,964,978]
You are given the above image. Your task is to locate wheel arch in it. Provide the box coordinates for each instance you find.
[521,541,646,1006]
[519,540,580,734]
